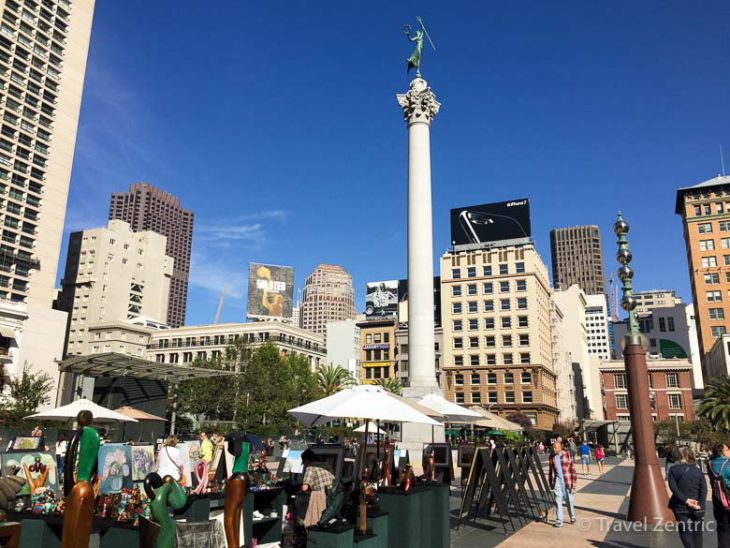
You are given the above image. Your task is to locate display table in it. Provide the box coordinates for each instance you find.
[307,523,354,548]
[353,532,378,547]
[377,485,450,548]
[365,510,388,548]
[243,488,285,546]
[0,522,21,548]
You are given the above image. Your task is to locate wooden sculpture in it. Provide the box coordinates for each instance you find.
[61,410,100,548]
[142,472,188,548]
[223,433,250,548]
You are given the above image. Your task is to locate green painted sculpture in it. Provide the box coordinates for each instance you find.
[144,473,187,548]
[402,16,435,76]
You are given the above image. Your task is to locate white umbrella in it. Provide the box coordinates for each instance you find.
[288,385,439,426]
[353,422,386,435]
[467,406,522,431]
[417,394,483,422]
[26,398,138,423]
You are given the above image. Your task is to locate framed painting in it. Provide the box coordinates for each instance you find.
[131,445,156,482]
[98,444,133,494]
[11,437,43,451]
[2,452,57,495]
[208,444,224,481]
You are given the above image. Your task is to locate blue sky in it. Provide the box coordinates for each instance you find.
[62,0,730,325]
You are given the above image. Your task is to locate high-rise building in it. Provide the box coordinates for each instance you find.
[109,182,193,327]
[326,319,359,379]
[675,175,730,363]
[57,220,173,356]
[550,225,606,295]
[299,264,355,341]
[632,289,682,315]
[585,294,611,361]
[440,244,559,429]
[0,0,95,405]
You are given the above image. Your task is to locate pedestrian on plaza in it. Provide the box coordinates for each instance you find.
[595,444,606,476]
[626,442,634,460]
[538,441,545,454]
[199,431,214,464]
[568,437,577,459]
[579,440,591,476]
[548,440,577,528]
[708,442,730,547]
[668,447,705,548]
[55,434,67,485]
[666,445,681,479]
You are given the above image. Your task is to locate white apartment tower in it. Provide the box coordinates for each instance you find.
[585,294,610,360]
[57,220,173,356]
[0,0,95,405]
[299,264,356,341]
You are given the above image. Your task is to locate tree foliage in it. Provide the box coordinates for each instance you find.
[654,416,725,449]
[506,412,534,433]
[374,377,403,395]
[0,363,53,426]
[176,341,318,436]
[552,419,580,440]
[315,364,354,397]
[699,376,730,431]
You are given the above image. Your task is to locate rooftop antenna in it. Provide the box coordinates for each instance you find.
[213,283,230,324]
[721,144,726,177]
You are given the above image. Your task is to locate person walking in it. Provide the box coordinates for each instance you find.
[579,440,591,476]
[157,436,184,484]
[668,447,706,548]
[548,440,577,528]
[568,437,577,459]
[709,442,730,547]
[595,444,606,476]
[666,445,681,479]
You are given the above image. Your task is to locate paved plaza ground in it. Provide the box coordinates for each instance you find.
[450,455,719,547]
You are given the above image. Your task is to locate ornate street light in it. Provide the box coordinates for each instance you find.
[614,212,673,524]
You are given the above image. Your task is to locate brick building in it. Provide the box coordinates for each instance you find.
[599,358,694,423]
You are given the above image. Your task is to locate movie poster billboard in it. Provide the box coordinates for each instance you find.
[365,280,399,318]
[450,198,531,247]
[247,263,294,319]
[397,277,441,327]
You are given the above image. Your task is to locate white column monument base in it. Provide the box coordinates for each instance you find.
[399,386,445,472]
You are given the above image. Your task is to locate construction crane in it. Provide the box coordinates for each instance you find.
[213,283,230,324]
[609,273,619,322]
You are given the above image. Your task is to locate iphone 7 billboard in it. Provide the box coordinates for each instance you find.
[450,199,531,246]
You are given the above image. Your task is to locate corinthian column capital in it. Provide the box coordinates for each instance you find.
[396,77,440,125]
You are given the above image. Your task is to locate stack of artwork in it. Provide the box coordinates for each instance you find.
[2,452,57,495]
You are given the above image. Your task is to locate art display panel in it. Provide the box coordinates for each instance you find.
[98,444,133,494]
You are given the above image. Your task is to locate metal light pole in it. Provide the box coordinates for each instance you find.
[614,213,673,524]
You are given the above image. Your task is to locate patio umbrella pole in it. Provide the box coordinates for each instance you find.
[376,420,381,483]
[360,420,370,535]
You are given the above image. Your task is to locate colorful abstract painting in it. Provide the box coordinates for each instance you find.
[2,452,57,495]
[98,444,133,494]
[131,445,156,482]
[11,437,43,451]
[176,441,201,486]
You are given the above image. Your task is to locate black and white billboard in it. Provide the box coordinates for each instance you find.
[450,198,531,247]
[365,280,399,318]
[397,277,441,327]
[247,263,294,320]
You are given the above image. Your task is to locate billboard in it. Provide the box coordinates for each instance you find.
[365,280,399,318]
[397,277,441,327]
[450,198,531,247]
[247,263,294,319]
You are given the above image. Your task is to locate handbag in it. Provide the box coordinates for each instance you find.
[710,459,730,511]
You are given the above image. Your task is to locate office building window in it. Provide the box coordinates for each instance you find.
[452,302,462,314]
[469,336,479,348]
[505,392,515,403]
[455,392,464,404]
[454,355,464,366]
[502,335,513,347]
[521,372,531,384]
[499,281,510,293]
[454,374,464,385]
[517,297,528,310]
[721,220,730,231]
[470,354,480,366]
[705,273,720,285]
[499,264,508,275]
[724,254,730,266]
[516,279,527,291]
[469,318,479,330]
[519,334,530,346]
[518,316,529,328]
[486,354,497,365]
[702,256,718,268]
[483,265,492,276]
[503,353,513,364]
[485,317,495,329]
[666,373,679,388]
[698,223,713,233]
[707,291,722,302]
[709,308,725,320]
[485,335,496,347]
[453,320,463,331]
[501,316,512,329]
[453,337,463,349]
[471,373,480,384]
[452,285,462,297]
[452,268,461,279]
[467,284,477,296]
[467,267,476,278]
[483,282,493,294]
[668,393,682,409]
[468,301,478,313]
[658,317,666,332]
[712,326,727,337]
[504,371,514,384]
[500,298,511,311]
[515,262,525,273]
[520,353,530,364]
[487,372,497,384]
[614,373,627,388]
[616,394,628,409]
[667,317,675,331]
[522,391,533,403]
[472,391,482,404]
[484,300,494,312]
[722,237,730,249]
[700,239,715,251]
[488,392,498,403]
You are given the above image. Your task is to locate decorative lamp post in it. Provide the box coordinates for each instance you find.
[614,212,673,524]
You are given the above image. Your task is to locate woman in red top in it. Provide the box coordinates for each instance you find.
[595,444,606,476]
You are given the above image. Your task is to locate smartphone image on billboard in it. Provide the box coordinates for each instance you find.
[459,210,494,244]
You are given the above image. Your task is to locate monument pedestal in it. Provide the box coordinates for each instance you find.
[400,387,444,466]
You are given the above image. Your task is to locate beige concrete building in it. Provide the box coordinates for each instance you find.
[550,225,606,295]
[146,321,325,368]
[300,264,355,341]
[705,333,730,380]
[394,325,443,388]
[585,293,611,361]
[357,318,397,383]
[57,220,173,356]
[441,244,559,429]
[0,0,95,405]
[633,289,682,315]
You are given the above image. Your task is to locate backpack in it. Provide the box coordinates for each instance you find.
[711,459,730,511]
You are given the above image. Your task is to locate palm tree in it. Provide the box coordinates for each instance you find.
[316,364,355,397]
[699,376,730,430]
[374,377,403,395]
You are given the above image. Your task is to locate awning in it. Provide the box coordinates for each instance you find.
[0,326,15,338]
[58,352,239,384]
